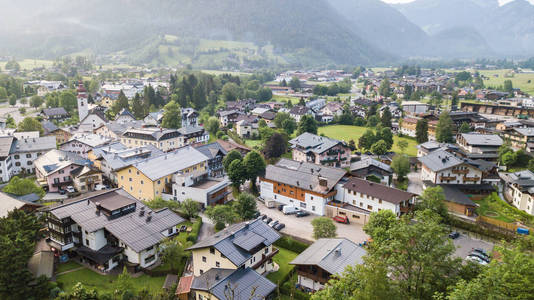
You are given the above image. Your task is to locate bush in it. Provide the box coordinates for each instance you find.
[279,281,310,300]
[274,236,309,253]
[215,222,225,231]
[186,218,203,243]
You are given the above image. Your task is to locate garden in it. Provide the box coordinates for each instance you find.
[474,192,534,227]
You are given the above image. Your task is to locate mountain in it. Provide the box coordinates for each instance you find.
[325,0,429,57]
[0,0,392,66]
[394,0,534,56]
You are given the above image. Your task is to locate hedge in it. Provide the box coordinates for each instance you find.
[274,236,310,254]
[280,281,310,300]
[186,217,203,243]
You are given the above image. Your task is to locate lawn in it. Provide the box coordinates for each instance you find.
[318,125,418,157]
[244,139,262,149]
[266,247,299,284]
[474,193,534,226]
[56,267,165,294]
[0,59,54,70]
[478,69,534,95]
[55,261,83,274]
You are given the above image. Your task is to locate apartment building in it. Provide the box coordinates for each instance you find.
[456,133,503,162]
[289,133,351,168]
[418,150,483,185]
[121,127,181,152]
[45,189,185,271]
[60,133,112,158]
[500,170,534,215]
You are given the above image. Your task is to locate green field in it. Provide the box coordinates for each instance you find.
[318,125,418,156]
[0,59,54,70]
[266,247,299,284]
[478,69,534,95]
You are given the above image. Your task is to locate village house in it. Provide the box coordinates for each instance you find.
[45,189,185,272]
[500,170,534,216]
[290,238,366,292]
[217,110,241,127]
[61,133,112,158]
[99,93,119,108]
[177,125,210,147]
[181,108,199,128]
[78,108,108,133]
[215,139,251,156]
[40,107,70,122]
[418,150,483,185]
[289,105,315,123]
[399,117,418,137]
[259,159,347,216]
[0,135,57,180]
[121,127,181,152]
[41,121,72,144]
[116,146,209,201]
[114,109,136,124]
[34,149,100,192]
[87,142,163,184]
[0,192,42,217]
[144,110,164,126]
[401,101,428,115]
[456,133,503,162]
[94,120,145,141]
[502,127,534,152]
[194,142,227,178]
[289,133,351,168]
[349,157,393,186]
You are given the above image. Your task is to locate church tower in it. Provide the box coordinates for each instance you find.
[77,81,88,121]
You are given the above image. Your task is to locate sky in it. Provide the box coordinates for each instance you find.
[382,0,534,4]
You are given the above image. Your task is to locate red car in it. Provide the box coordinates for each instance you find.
[333,215,349,224]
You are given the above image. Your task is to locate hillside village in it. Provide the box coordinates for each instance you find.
[2,59,534,299]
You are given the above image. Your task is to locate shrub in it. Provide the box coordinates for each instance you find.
[274,236,309,253]
[279,281,310,300]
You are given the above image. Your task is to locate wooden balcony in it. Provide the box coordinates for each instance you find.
[452,169,469,174]
[252,247,279,269]
[463,176,481,182]
[296,269,330,284]
[440,176,457,181]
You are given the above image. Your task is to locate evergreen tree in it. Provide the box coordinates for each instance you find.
[381,107,392,128]
[297,115,318,135]
[131,93,145,119]
[113,90,130,114]
[415,119,429,144]
[436,111,454,143]
[161,101,181,129]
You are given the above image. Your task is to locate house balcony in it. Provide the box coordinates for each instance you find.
[296,269,329,284]
[463,176,481,182]
[440,176,457,181]
[451,169,469,174]
[252,247,279,270]
[327,200,346,208]
[52,180,73,187]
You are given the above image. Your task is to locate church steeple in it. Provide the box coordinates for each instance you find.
[77,80,88,121]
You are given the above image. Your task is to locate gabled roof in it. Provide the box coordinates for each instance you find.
[0,192,41,217]
[289,132,346,154]
[41,107,68,117]
[343,177,415,205]
[194,142,227,159]
[34,149,91,176]
[418,150,466,172]
[12,136,56,153]
[290,238,366,275]
[0,136,15,157]
[460,133,503,147]
[187,219,280,267]
[41,121,59,135]
[263,159,346,194]
[289,105,312,115]
[350,157,392,173]
[65,133,111,148]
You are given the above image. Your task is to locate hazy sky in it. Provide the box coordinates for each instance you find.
[382,0,534,4]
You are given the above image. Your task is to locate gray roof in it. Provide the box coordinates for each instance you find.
[460,133,503,146]
[350,157,392,173]
[289,132,346,154]
[12,136,56,153]
[499,170,534,192]
[194,142,227,160]
[34,149,91,176]
[187,219,280,267]
[439,185,478,207]
[42,107,68,117]
[290,238,366,275]
[122,127,179,141]
[263,159,346,194]
[191,268,276,300]
[132,146,208,181]
[0,136,14,157]
[102,121,145,136]
[514,128,534,137]
[47,189,185,252]
[91,142,164,171]
[41,121,59,134]
[417,150,466,172]
[66,133,111,148]
[177,125,205,135]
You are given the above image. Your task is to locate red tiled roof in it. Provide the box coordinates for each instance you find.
[176,275,193,295]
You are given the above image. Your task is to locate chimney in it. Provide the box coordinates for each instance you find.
[146,215,152,222]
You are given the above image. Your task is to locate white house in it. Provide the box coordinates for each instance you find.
[418,150,483,185]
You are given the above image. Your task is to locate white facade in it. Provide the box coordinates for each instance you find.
[421,164,482,185]
[79,114,107,132]
[259,180,331,216]
[0,156,13,182]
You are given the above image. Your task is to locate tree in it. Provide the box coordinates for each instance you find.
[0,87,7,100]
[223,150,242,171]
[436,111,454,143]
[501,151,516,167]
[377,127,393,150]
[281,118,296,136]
[289,77,301,90]
[243,151,266,185]
[205,204,238,229]
[227,159,247,188]
[371,140,388,155]
[160,238,188,272]
[3,176,45,198]
[297,115,318,135]
[161,100,181,129]
[264,132,287,159]
[20,97,27,106]
[112,90,130,114]
[59,91,77,113]
[114,267,134,297]
[131,93,145,119]
[391,155,410,180]
[498,144,514,166]
[311,217,337,239]
[274,112,291,128]
[503,79,514,93]
[233,193,257,220]
[222,82,240,102]
[5,115,15,128]
[415,119,429,143]
[378,78,391,98]
[417,186,449,221]
[397,140,409,153]
[4,60,20,72]
[17,117,43,135]
[29,95,43,108]
[258,87,272,101]
[205,117,220,135]
[366,115,379,127]
[8,94,16,106]
[459,122,471,133]
[180,198,200,220]
[381,107,392,128]
[363,210,397,244]
[358,130,376,151]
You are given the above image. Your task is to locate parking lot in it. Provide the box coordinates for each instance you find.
[451,232,494,260]
[257,200,369,244]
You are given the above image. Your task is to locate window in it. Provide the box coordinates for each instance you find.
[367,205,373,210]
[210,248,215,254]
[300,202,306,208]
[352,215,360,219]
[129,178,132,182]
[379,199,382,204]
[144,255,156,264]
[216,261,220,267]
[360,202,363,207]
[15,162,20,166]
[26,153,32,158]
[265,248,269,254]
[146,245,154,251]
[140,180,144,185]
[27,161,32,165]
[310,196,314,200]
[312,206,315,211]
[129,169,132,173]
[85,239,89,246]
[168,228,173,235]
[199,270,204,275]
[202,256,206,263]
[14,155,19,159]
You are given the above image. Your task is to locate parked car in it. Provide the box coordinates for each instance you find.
[333,215,349,224]
[66,186,76,193]
[264,217,272,224]
[449,231,460,239]
[296,211,310,218]
[468,252,490,263]
[466,255,489,265]
[270,220,279,228]
[274,223,285,231]
[260,214,267,220]
[283,206,300,215]
[252,211,260,219]
[278,204,285,211]
[58,189,66,195]
[94,184,107,191]
[472,248,489,257]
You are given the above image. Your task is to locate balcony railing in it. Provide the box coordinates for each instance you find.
[440,176,456,181]
[296,269,330,284]
[463,176,481,182]
[451,169,469,174]
[252,248,279,269]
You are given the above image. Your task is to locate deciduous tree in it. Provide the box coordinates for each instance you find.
[297,115,318,135]
[311,217,337,239]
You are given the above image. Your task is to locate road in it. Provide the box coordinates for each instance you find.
[256,200,369,244]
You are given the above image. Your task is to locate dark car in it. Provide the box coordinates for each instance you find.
[278,204,285,211]
[274,223,285,231]
[265,217,272,224]
[260,214,267,220]
[270,220,279,228]
[472,248,489,257]
[296,211,310,218]
[252,211,260,219]
[449,231,460,239]
[468,252,490,263]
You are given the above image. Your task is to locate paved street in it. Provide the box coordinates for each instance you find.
[407,171,423,195]
[256,200,369,244]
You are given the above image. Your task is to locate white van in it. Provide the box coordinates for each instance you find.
[282,206,300,215]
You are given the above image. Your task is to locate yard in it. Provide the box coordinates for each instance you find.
[475,193,534,227]
[318,125,418,156]
[266,247,299,284]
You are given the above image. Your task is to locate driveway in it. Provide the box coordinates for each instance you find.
[407,171,423,196]
[257,200,369,244]
[451,232,494,259]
